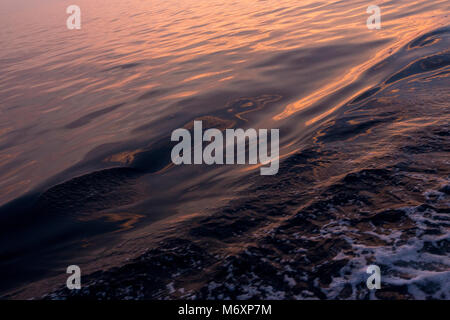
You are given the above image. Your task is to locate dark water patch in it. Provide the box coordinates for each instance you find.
[105,62,141,71]
[189,213,265,240]
[360,209,408,226]
[408,27,450,49]
[65,103,125,129]
[188,23,209,30]
[132,92,280,135]
[350,87,381,104]
[229,30,260,37]
[432,127,450,137]
[129,142,173,173]
[440,185,450,195]
[34,167,142,216]
[421,238,450,256]
[401,131,450,154]
[385,52,450,85]
[251,7,289,18]
[393,162,438,174]
[137,88,170,101]
[102,114,237,175]
[5,105,21,111]
[188,197,282,241]
[317,118,388,143]
[251,42,385,69]
[44,239,216,300]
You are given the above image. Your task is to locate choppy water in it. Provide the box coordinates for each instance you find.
[0,0,449,299]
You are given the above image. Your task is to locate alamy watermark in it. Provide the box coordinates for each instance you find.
[367,5,381,30]
[66,265,81,290]
[66,5,81,30]
[171,121,279,175]
[366,265,381,290]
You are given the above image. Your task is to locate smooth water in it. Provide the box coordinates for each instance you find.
[0,0,449,298]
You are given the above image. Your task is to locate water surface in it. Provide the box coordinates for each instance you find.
[0,0,449,298]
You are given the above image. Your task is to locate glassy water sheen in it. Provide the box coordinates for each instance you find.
[0,0,449,298]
